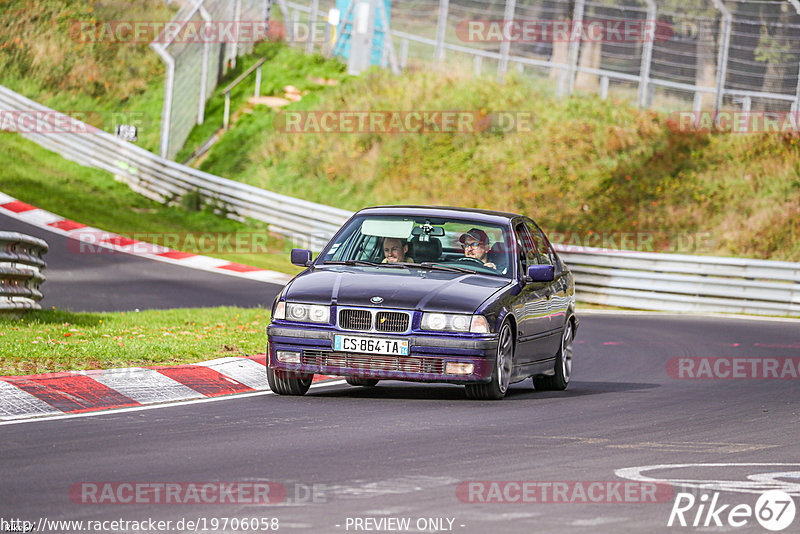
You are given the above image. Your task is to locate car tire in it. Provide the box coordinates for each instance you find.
[533,318,573,391]
[267,367,313,396]
[465,321,513,400]
[345,377,380,387]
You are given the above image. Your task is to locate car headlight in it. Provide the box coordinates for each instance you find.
[283,303,330,324]
[421,313,489,333]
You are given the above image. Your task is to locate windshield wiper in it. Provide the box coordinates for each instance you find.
[415,262,474,274]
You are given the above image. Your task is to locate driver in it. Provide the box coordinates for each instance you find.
[382,237,413,263]
[459,228,496,269]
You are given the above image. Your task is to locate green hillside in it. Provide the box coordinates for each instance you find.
[194,58,800,261]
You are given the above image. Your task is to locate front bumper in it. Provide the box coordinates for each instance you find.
[267,324,498,384]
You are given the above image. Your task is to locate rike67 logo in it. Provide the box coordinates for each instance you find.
[668,490,796,531]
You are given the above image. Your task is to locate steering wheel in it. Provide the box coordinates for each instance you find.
[458,257,486,266]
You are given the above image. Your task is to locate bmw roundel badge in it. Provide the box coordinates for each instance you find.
[370,296,384,304]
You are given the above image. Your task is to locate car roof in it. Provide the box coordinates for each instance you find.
[354,205,525,225]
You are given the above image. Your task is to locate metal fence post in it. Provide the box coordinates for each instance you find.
[567,0,585,95]
[276,0,294,43]
[790,0,800,113]
[498,0,517,81]
[262,0,272,24]
[150,43,174,159]
[638,0,657,109]
[375,0,400,75]
[232,0,243,68]
[710,0,731,117]
[197,6,212,126]
[307,0,319,54]
[497,0,517,81]
[292,9,300,46]
[434,0,450,65]
[400,38,409,70]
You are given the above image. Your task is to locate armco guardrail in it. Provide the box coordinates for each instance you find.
[0,232,48,311]
[556,246,800,316]
[0,84,351,250]
[2,83,800,316]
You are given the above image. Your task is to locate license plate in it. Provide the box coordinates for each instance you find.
[334,335,409,356]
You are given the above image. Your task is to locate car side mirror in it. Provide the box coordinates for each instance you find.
[527,264,554,282]
[291,248,312,266]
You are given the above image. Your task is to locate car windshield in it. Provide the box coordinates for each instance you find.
[318,215,514,278]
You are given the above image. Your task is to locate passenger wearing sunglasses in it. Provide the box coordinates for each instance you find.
[459,228,497,270]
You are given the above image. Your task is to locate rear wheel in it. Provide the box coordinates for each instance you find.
[267,367,313,396]
[465,321,513,400]
[533,319,573,391]
[345,377,380,387]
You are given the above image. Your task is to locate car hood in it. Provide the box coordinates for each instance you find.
[283,266,512,314]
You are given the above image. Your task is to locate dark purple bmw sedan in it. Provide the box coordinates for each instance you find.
[266,206,577,400]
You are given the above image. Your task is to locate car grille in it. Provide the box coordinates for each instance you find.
[302,350,445,375]
[337,308,411,333]
[338,309,372,331]
[375,311,409,333]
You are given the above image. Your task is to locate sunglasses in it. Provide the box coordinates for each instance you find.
[464,241,484,249]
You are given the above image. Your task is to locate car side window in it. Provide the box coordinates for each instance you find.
[357,235,382,262]
[526,222,552,266]
[515,223,538,271]
[528,221,563,273]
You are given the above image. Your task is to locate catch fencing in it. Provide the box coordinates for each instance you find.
[0,232,48,312]
[152,0,272,160]
[285,0,800,115]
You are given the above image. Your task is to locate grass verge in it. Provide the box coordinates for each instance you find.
[0,307,269,376]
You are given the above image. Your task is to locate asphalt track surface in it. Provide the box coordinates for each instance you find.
[0,212,282,311]
[2,312,799,533]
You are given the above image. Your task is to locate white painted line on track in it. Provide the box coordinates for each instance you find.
[578,309,800,323]
[0,379,348,426]
[615,463,800,496]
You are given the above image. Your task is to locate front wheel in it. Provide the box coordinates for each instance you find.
[533,319,573,391]
[267,367,313,396]
[465,321,513,400]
